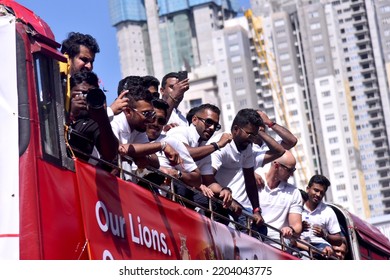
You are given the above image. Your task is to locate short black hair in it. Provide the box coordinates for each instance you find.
[231,108,263,129]
[196,104,220,116]
[70,71,99,89]
[124,85,154,108]
[161,72,179,89]
[142,75,160,90]
[186,106,199,124]
[117,76,143,96]
[152,99,169,117]
[61,32,100,58]
[308,174,331,191]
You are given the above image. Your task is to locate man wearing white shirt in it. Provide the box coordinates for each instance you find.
[167,104,237,224]
[160,72,190,130]
[146,99,201,194]
[258,150,302,244]
[210,109,265,235]
[110,83,181,180]
[299,175,342,254]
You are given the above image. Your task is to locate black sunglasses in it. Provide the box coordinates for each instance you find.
[133,109,156,120]
[278,162,296,173]
[196,116,221,131]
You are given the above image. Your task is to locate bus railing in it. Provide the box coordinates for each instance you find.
[67,147,337,260]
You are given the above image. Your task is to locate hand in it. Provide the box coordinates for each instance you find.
[254,173,265,189]
[199,184,214,198]
[163,143,182,166]
[257,111,271,126]
[312,224,325,238]
[321,246,334,258]
[170,78,190,101]
[163,123,179,132]
[70,93,87,119]
[230,200,242,216]
[110,90,129,115]
[302,220,311,232]
[280,226,295,238]
[252,212,264,226]
[219,189,232,208]
[160,166,178,178]
[217,133,233,149]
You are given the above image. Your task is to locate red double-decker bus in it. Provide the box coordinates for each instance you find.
[0,0,389,260]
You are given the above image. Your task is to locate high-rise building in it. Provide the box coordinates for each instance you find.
[250,0,390,220]
[109,0,390,224]
[108,0,241,79]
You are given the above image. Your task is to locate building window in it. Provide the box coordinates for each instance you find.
[320,79,329,86]
[325,113,335,121]
[322,90,331,97]
[274,19,285,27]
[327,125,337,132]
[190,98,202,108]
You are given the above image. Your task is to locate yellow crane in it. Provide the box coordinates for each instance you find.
[245,9,309,185]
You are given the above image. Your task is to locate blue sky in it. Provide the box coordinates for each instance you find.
[17,0,121,103]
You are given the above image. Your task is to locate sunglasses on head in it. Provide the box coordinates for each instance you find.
[196,116,221,131]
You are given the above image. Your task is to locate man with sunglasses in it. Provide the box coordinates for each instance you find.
[166,104,237,223]
[145,99,201,195]
[110,84,182,180]
[258,150,302,246]
[210,109,265,236]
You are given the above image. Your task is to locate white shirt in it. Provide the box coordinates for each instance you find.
[167,124,213,175]
[168,108,188,127]
[301,201,341,244]
[258,181,302,240]
[153,134,197,172]
[210,133,254,209]
[110,112,149,179]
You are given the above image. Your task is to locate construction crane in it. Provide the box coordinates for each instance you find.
[245,9,309,186]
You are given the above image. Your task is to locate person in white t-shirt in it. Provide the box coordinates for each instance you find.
[167,104,239,224]
[210,108,265,235]
[258,150,302,244]
[160,72,190,130]
[110,83,182,180]
[145,99,201,195]
[298,175,342,257]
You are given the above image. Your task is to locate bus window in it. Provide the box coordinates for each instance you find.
[34,53,63,166]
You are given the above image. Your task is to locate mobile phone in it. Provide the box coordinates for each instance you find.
[178,70,188,81]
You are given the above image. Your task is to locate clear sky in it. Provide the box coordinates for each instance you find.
[17,0,121,104]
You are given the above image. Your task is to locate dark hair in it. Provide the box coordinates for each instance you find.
[196,104,220,116]
[117,76,143,96]
[308,174,331,191]
[231,108,263,129]
[186,106,199,124]
[142,75,160,90]
[70,71,99,89]
[152,99,169,117]
[124,85,154,108]
[299,189,309,203]
[161,72,179,89]
[61,32,100,58]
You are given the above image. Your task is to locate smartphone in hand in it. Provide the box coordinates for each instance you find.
[178,70,188,81]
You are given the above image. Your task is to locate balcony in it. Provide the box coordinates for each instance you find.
[367,102,381,113]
